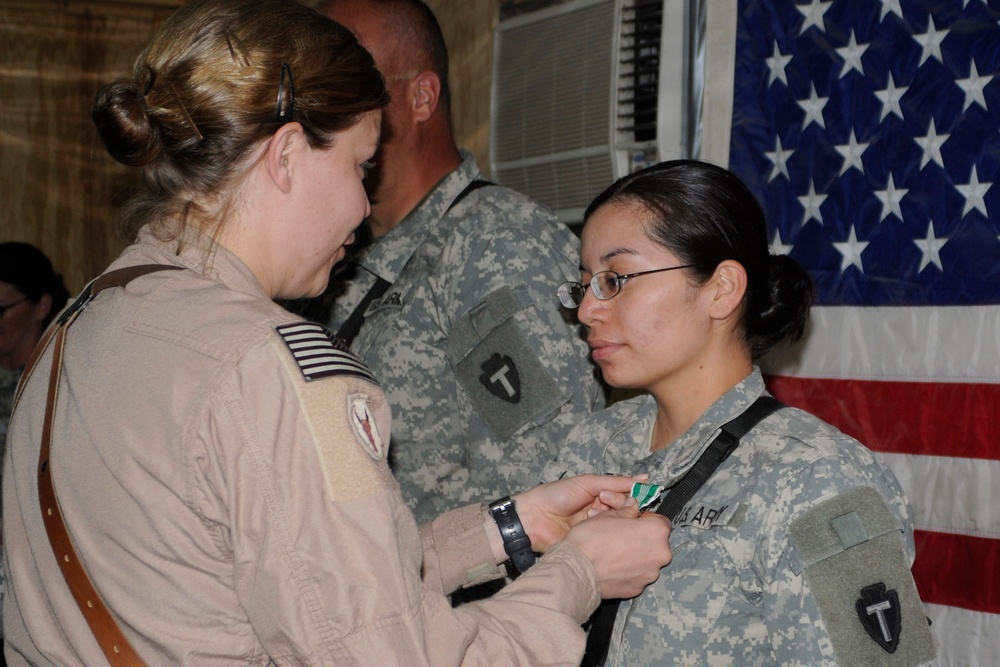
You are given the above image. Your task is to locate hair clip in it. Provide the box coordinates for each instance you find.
[222,29,255,76]
[276,63,295,122]
[139,64,156,96]
[167,80,204,143]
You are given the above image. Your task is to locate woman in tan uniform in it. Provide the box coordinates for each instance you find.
[1,1,671,664]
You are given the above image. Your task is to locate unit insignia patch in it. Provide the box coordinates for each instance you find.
[478,352,521,403]
[856,582,901,653]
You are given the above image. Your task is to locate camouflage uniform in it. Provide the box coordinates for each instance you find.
[0,365,19,456]
[543,369,936,666]
[326,152,604,522]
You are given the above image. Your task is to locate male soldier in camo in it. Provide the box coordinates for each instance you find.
[544,160,936,666]
[313,0,604,523]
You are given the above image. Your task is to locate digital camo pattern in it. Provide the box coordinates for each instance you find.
[326,152,604,522]
[543,369,929,666]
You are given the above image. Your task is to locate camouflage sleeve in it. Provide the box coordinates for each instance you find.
[443,217,604,498]
[763,456,936,666]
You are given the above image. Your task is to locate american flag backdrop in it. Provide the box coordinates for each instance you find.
[722,0,1000,663]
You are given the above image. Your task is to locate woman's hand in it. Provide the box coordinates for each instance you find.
[564,507,672,599]
[512,474,648,552]
[484,475,671,598]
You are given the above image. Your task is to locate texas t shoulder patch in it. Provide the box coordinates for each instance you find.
[788,487,936,666]
[447,287,568,441]
[856,582,902,653]
[479,352,521,403]
[276,322,379,386]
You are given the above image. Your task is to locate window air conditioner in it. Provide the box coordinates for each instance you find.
[490,0,689,225]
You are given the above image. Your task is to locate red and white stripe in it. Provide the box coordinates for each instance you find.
[761,305,1000,666]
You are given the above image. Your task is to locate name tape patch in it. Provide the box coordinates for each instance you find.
[276,322,379,386]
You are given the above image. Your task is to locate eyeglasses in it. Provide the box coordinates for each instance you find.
[0,296,29,318]
[557,264,694,309]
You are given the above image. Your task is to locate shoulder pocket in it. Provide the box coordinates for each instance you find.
[447,286,567,441]
[789,487,936,666]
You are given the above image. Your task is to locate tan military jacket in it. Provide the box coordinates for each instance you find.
[2,230,598,665]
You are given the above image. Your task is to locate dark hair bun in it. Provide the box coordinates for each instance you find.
[748,253,815,359]
[92,78,161,167]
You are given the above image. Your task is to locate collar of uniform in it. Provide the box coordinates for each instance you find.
[113,226,270,301]
[655,367,768,484]
[353,150,483,284]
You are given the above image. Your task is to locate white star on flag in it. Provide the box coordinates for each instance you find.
[833,226,868,273]
[836,30,868,78]
[767,41,792,87]
[879,0,904,23]
[914,222,948,272]
[835,130,870,175]
[875,174,908,222]
[797,0,833,34]
[770,229,794,256]
[875,74,907,122]
[798,180,827,225]
[798,83,828,129]
[913,19,949,66]
[956,165,991,218]
[914,119,949,170]
[766,135,793,182]
[956,60,993,112]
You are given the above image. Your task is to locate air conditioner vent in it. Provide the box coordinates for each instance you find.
[619,0,663,141]
[492,1,614,164]
[492,0,618,222]
[491,0,684,223]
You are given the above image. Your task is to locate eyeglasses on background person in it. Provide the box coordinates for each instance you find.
[0,297,30,319]
[557,264,694,309]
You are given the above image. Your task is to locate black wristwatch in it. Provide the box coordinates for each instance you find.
[488,496,536,573]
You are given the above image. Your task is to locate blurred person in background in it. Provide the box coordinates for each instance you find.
[0,241,70,426]
[0,240,69,665]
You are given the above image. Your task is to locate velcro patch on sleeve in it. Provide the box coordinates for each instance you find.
[789,486,936,666]
[447,287,566,441]
[275,322,379,386]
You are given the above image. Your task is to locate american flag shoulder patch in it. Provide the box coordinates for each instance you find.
[275,322,379,386]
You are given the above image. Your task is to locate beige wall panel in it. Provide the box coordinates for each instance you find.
[0,0,501,292]
[0,2,180,293]
[426,0,500,175]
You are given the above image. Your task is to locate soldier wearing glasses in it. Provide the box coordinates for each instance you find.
[544,160,936,667]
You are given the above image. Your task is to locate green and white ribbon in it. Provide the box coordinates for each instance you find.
[630,482,665,510]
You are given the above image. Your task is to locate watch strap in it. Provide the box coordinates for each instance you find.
[488,496,536,573]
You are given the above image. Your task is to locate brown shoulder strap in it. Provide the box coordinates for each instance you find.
[35,264,180,666]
